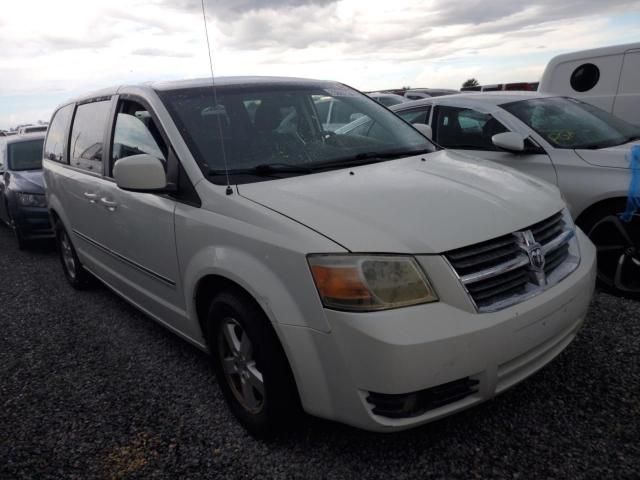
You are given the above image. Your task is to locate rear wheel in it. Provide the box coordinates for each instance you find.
[205,290,301,437]
[580,205,640,299]
[55,220,94,289]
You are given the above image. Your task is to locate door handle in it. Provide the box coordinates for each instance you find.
[100,197,118,212]
[83,192,98,203]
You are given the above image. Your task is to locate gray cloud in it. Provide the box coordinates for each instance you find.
[164,0,336,19]
[211,0,637,62]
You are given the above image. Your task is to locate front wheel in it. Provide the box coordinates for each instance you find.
[582,207,640,299]
[205,290,301,437]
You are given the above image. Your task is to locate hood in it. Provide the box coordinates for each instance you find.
[575,140,640,169]
[238,151,564,253]
[8,170,45,193]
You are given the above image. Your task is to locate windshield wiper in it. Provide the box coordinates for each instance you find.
[311,148,434,170]
[208,163,314,177]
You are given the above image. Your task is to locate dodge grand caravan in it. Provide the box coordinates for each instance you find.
[43,77,596,435]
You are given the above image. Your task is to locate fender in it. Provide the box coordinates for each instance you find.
[183,245,332,337]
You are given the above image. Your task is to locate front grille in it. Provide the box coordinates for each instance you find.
[445,211,578,312]
[366,377,479,419]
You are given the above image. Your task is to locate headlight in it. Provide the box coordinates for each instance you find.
[308,254,438,311]
[16,192,46,208]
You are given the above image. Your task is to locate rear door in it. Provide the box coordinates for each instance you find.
[431,105,558,185]
[60,99,114,268]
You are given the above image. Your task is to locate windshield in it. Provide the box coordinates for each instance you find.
[158,83,435,184]
[502,97,640,149]
[7,139,44,171]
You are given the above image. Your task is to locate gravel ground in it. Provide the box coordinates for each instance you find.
[0,226,639,480]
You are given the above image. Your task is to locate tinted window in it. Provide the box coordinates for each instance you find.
[330,98,362,126]
[24,126,47,134]
[570,63,600,92]
[8,139,45,171]
[435,106,508,150]
[397,107,430,125]
[313,97,330,124]
[44,104,74,163]
[70,101,111,173]
[112,101,167,174]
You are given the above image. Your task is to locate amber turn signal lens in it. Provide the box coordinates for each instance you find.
[310,265,372,303]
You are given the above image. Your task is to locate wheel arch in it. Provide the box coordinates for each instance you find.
[575,196,629,229]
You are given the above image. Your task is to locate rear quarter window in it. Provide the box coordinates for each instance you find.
[44,104,74,164]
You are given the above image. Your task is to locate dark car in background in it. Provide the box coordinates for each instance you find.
[0,133,53,248]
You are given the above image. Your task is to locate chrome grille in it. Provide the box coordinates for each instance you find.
[445,210,579,312]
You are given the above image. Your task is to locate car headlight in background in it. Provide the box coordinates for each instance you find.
[308,254,438,311]
[16,192,47,208]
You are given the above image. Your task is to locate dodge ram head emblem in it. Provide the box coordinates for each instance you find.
[515,230,546,285]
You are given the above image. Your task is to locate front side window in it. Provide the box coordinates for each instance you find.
[397,107,431,125]
[159,83,435,185]
[434,106,508,150]
[70,100,111,173]
[502,97,640,149]
[8,139,45,171]
[44,104,74,163]
[111,101,167,174]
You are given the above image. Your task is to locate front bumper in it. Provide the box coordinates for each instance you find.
[279,229,597,432]
[12,205,54,239]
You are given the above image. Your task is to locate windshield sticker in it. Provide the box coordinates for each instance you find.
[547,130,575,144]
[620,145,640,223]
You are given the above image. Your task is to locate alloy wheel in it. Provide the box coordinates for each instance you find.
[218,317,265,414]
[588,214,640,294]
[60,230,77,280]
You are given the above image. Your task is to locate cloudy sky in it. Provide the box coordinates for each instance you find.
[1,0,639,129]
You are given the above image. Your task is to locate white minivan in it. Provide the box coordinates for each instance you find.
[539,42,640,125]
[43,77,596,435]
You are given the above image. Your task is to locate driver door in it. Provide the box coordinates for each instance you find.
[431,105,558,186]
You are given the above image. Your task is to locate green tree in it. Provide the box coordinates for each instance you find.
[462,78,480,89]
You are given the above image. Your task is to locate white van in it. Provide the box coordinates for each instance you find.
[538,42,640,125]
[43,77,596,435]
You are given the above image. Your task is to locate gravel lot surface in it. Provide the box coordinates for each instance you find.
[1,226,639,479]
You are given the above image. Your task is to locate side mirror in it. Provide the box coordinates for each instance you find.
[492,132,526,153]
[412,123,433,140]
[113,154,167,192]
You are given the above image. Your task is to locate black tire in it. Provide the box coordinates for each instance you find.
[6,209,28,250]
[54,220,95,290]
[205,289,301,437]
[578,202,640,300]
[14,225,28,250]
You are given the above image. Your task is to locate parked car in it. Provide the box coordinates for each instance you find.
[461,82,539,92]
[44,77,596,435]
[312,95,366,131]
[367,92,409,107]
[538,42,640,125]
[388,92,640,298]
[18,125,48,135]
[404,88,459,100]
[0,133,53,248]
